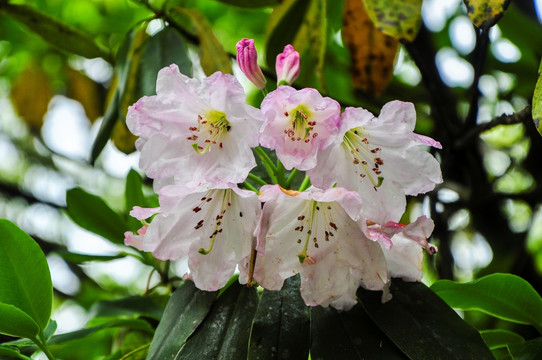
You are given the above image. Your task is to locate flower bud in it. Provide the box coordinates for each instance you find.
[236,38,267,90]
[275,44,300,86]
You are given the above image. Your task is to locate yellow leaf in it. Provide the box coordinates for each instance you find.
[343,0,399,96]
[464,0,512,30]
[10,64,54,132]
[66,67,103,123]
[533,59,542,136]
[363,0,423,42]
[112,119,137,154]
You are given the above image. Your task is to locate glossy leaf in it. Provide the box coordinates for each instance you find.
[214,0,278,7]
[310,303,406,360]
[248,275,310,360]
[146,281,218,359]
[0,3,111,61]
[0,220,52,332]
[167,8,232,75]
[0,303,39,340]
[342,0,398,95]
[293,0,327,89]
[508,337,542,360]
[359,279,494,359]
[480,329,524,350]
[363,0,423,42]
[0,346,32,360]
[463,0,512,30]
[89,296,164,320]
[265,0,311,68]
[533,59,542,136]
[175,282,258,360]
[56,251,128,263]
[65,187,128,245]
[431,273,542,328]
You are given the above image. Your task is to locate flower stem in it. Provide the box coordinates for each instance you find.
[247,173,268,187]
[34,332,56,360]
[298,176,311,192]
[276,160,286,187]
[241,181,258,192]
[285,168,299,188]
[254,146,278,184]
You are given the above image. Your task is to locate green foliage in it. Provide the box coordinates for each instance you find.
[533,59,542,136]
[463,0,512,30]
[66,188,129,245]
[363,0,423,42]
[431,274,542,330]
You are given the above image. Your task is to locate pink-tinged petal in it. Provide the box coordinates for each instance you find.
[129,206,160,220]
[251,184,389,309]
[276,44,300,86]
[260,86,341,170]
[413,133,442,149]
[127,65,264,186]
[236,38,267,89]
[126,183,260,291]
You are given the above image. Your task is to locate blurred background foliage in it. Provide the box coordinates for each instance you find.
[0,0,542,357]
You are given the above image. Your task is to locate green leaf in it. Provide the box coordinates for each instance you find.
[508,337,542,360]
[0,220,52,332]
[90,87,120,164]
[0,345,32,360]
[65,187,129,245]
[463,0,512,30]
[43,319,57,341]
[146,281,218,359]
[293,0,327,89]
[248,275,309,360]
[0,3,111,61]
[265,0,311,68]
[213,0,278,7]
[89,296,164,320]
[480,329,524,350]
[167,8,232,75]
[533,59,542,136]
[363,0,423,42]
[57,250,129,263]
[0,303,40,339]
[359,279,494,360]
[431,273,542,329]
[176,282,258,360]
[310,302,406,360]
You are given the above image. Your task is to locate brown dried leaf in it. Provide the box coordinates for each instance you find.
[342,0,398,96]
[66,67,103,123]
[10,64,54,132]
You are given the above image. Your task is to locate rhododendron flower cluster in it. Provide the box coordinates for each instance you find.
[124,39,442,310]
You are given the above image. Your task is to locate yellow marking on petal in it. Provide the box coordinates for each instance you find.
[280,186,300,197]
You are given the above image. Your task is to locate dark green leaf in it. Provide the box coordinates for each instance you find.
[248,275,310,360]
[0,345,32,360]
[89,296,164,320]
[146,281,218,359]
[213,0,278,7]
[90,88,120,164]
[0,220,52,332]
[0,303,40,339]
[508,337,542,360]
[431,273,542,328]
[265,0,311,68]
[167,8,233,75]
[310,302,406,360]
[480,329,524,350]
[0,4,111,61]
[138,26,192,98]
[65,187,128,245]
[359,279,494,360]
[57,250,128,263]
[176,282,258,360]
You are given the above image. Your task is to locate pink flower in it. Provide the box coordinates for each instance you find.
[125,182,260,291]
[236,38,267,90]
[241,185,389,310]
[365,216,437,282]
[126,64,263,188]
[276,44,300,86]
[307,101,442,223]
[259,86,341,171]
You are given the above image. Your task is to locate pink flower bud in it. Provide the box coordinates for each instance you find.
[275,44,300,86]
[236,38,267,90]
